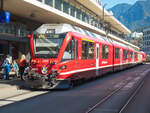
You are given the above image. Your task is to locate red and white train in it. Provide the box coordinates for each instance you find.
[25,24,146,89]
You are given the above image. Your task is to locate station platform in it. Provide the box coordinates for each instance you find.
[0,79,26,98]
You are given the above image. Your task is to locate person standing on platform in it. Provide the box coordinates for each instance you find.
[11,59,19,77]
[19,54,27,80]
[2,55,11,80]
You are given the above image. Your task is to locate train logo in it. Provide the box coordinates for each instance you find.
[41,67,48,74]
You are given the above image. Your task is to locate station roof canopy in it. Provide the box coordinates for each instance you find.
[4,0,130,34]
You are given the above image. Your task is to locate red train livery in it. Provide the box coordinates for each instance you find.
[25,24,146,89]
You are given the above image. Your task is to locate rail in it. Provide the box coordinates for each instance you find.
[84,67,150,113]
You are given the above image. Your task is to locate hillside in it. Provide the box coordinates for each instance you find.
[109,0,150,30]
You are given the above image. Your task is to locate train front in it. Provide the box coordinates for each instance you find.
[25,27,70,89]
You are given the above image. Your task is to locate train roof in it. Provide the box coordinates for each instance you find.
[35,24,137,50]
[36,24,105,40]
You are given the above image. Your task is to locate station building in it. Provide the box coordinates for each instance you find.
[0,0,137,62]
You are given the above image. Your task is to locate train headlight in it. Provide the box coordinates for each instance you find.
[41,67,48,74]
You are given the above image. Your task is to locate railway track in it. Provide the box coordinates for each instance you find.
[84,67,150,113]
[118,68,149,113]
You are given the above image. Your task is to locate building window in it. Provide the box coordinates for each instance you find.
[55,0,62,11]
[70,5,76,17]
[82,40,94,59]
[82,12,86,22]
[45,0,53,6]
[115,48,119,59]
[76,9,81,20]
[102,45,109,59]
[63,1,69,14]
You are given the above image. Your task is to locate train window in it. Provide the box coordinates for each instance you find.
[123,50,126,59]
[115,48,119,59]
[82,41,88,59]
[126,51,128,58]
[88,42,94,59]
[62,39,75,61]
[135,53,137,59]
[130,52,133,58]
[102,45,109,59]
[123,50,128,59]
[82,40,94,59]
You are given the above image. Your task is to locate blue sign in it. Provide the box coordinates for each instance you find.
[0,11,11,24]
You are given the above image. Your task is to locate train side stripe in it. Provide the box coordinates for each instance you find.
[59,64,112,75]
[59,62,139,75]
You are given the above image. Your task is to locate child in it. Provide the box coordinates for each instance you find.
[11,60,19,77]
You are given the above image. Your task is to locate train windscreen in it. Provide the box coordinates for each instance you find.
[34,33,66,59]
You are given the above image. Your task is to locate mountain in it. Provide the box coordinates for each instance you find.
[109,0,150,30]
[108,3,132,19]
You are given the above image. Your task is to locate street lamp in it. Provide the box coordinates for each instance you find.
[102,3,107,29]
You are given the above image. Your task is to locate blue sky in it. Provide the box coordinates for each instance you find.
[100,0,138,8]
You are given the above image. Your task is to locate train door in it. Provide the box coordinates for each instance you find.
[96,43,99,76]
[76,40,95,79]
[120,48,123,70]
[75,39,79,70]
